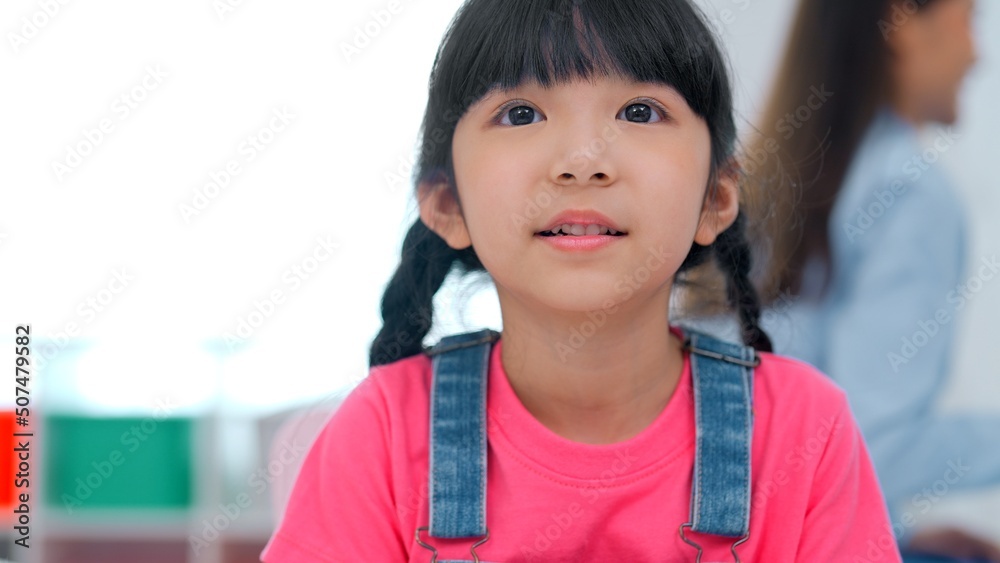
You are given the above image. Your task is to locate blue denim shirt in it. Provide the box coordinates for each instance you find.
[693,106,1000,545]
[766,106,1000,543]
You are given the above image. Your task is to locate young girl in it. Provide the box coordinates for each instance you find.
[261,0,902,561]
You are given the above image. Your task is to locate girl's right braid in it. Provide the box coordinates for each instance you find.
[368,219,458,367]
[714,211,774,353]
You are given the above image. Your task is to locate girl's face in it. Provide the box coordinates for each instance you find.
[419,73,737,315]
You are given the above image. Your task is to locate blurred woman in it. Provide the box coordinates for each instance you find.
[743,0,1000,559]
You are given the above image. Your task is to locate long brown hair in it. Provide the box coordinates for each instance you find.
[746,0,941,303]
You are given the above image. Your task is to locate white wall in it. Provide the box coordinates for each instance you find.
[1,0,996,422]
[1,0,469,413]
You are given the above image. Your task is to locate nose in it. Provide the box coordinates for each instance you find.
[555,169,611,185]
[549,120,618,187]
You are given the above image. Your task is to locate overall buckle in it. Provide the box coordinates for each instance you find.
[415,526,490,563]
[679,522,749,563]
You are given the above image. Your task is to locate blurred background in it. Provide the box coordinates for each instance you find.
[0,0,996,561]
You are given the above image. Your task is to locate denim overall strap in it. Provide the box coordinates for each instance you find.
[683,328,757,541]
[422,328,500,540]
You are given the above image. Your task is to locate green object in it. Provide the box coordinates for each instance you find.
[44,415,193,510]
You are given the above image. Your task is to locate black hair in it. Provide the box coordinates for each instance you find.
[750,0,947,302]
[369,0,773,367]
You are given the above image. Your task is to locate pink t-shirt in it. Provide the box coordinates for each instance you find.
[261,334,902,562]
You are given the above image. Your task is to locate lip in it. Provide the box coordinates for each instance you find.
[535,209,626,234]
[533,209,627,253]
[534,233,625,252]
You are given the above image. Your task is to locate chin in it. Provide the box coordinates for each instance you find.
[931,97,961,126]
[936,109,959,126]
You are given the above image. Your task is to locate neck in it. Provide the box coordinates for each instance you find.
[889,95,924,128]
[888,67,927,128]
[496,285,685,445]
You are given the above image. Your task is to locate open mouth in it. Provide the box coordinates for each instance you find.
[537,227,627,237]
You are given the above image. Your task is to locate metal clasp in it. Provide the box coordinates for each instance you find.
[424,330,501,356]
[415,526,490,563]
[682,338,761,368]
[679,522,749,563]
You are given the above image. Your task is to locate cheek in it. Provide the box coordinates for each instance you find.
[940,35,973,92]
[632,175,708,249]
[453,144,536,242]
[935,12,975,76]
[664,167,712,244]
[634,136,710,212]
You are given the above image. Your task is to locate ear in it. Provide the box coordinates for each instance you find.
[693,161,740,246]
[417,179,473,250]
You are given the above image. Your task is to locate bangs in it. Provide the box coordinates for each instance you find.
[417,0,735,186]
[431,0,725,122]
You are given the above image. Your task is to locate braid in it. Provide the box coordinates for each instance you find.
[368,219,458,367]
[713,212,774,353]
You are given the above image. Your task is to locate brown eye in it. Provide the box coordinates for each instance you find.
[620,102,663,123]
[500,105,540,126]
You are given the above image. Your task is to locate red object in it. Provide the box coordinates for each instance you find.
[262,328,904,562]
[0,410,15,511]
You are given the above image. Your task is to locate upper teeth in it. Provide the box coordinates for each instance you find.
[547,224,621,236]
